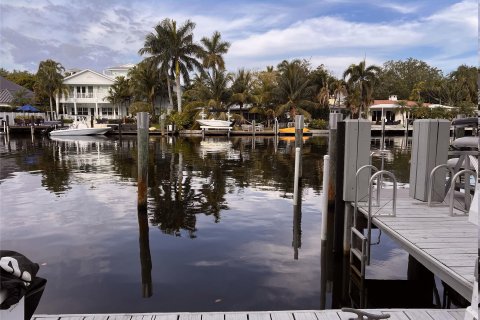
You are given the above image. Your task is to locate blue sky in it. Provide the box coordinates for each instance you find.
[0,0,477,77]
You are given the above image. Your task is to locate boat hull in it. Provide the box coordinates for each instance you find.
[278,127,311,135]
[49,127,111,136]
[196,119,233,127]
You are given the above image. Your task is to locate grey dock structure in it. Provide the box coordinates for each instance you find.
[33,309,468,320]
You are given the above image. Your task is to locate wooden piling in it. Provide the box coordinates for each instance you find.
[252,120,256,139]
[137,112,149,210]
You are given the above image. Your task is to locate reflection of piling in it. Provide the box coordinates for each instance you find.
[321,155,330,241]
[333,119,345,255]
[295,115,304,177]
[160,114,165,136]
[137,207,152,298]
[293,147,301,205]
[293,201,302,260]
[319,240,327,309]
[137,112,149,210]
[6,115,10,139]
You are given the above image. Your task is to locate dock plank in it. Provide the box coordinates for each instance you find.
[270,312,294,320]
[314,311,340,320]
[248,313,271,320]
[179,314,202,320]
[402,309,434,320]
[154,315,179,320]
[292,312,317,320]
[382,311,408,320]
[225,313,247,320]
[202,313,224,320]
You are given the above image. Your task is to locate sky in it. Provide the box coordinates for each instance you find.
[0,0,477,77]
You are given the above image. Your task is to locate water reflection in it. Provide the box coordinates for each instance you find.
[0,134,415,313]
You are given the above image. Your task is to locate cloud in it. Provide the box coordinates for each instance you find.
[0,0,476,76]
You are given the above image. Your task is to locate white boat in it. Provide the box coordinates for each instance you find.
[196,109,233,128]
[50,118,111,136]
[196,119,233,127]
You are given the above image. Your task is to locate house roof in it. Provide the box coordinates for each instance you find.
[0,76,34,104]
[371,99,427,107]
[105,63,135,70]
[62,69,116,84]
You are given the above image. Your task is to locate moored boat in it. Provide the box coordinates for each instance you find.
[49,118,111,136]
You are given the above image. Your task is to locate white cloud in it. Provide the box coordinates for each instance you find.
[378,2,419,14]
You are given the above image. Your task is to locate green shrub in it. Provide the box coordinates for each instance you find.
[308,119,328,129]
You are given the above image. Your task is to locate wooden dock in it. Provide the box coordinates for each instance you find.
[354,188,476,301]
[33,309,467,320]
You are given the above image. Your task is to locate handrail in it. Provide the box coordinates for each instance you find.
[427,164,455,206]
[354,165,379,228]
[367,170,397,265]
[449,169,477,216]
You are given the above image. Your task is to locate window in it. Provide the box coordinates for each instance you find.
[372,111,381,122]
[102,108,113,116]
[77,107,89,115]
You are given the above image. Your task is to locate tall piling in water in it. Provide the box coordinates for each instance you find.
[295,115,304,177]
[136,112,152,297]
[137,112,149,210]
[333,120,346,255]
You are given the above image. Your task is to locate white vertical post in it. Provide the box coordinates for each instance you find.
[293,147,301,205]
[321,155,330,241]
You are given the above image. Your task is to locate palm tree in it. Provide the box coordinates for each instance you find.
[395,100,408,127]
[200,31,230,72]
[34,59,65,119]
[161,19,203,113]
[331,79,348,109]
[105,76,131,118]
[183,70,233,117]
[343,60,380,118]
[230,69,256,110]
[274,60,316,119]
[128,60,160,116]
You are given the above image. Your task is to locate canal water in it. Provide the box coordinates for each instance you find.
[1,135,427,313]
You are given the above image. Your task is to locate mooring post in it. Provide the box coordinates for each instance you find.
[90,115,94,128]
[160,114,165,136]
[252,120,256,138]
[60,115,64,128]
[137,112,149,210]
[293,198,302,260]
[321,155,330,241]
[295,115,304,177]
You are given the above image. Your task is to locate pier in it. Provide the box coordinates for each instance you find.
[33,309,467,320]
[352,188,476,301]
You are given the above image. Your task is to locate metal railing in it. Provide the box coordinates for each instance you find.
[367,170,397,265]
[354,165,379,228]
[449,169,477,216]
[427,164,455,206]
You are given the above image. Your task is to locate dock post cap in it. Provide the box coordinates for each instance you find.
[341,307,390,319]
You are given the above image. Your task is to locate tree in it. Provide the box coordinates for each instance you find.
[274,60,316,119]
[375,58,443,100]
[343,60,380,118]
[129,101,153,116]
[34,59,65,119]
[146,19,203,113]
[2,70,36,91]
[183,70,232,114]
[395,100,408,127]
[105,76,131,117]
[199,31,230,72]
[128,60,161,116]
[230,68,256,110]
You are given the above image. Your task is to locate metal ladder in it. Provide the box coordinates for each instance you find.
[350,166,398,276]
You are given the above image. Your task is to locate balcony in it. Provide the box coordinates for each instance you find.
[59,92,110,103]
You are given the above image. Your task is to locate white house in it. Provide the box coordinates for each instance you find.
[57,69,122,120]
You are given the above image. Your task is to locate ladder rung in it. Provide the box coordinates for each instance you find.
[351,248,364,261]
[352,227,367,241]
[350,264,363,278]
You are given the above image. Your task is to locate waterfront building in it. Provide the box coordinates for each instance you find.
[57,64,170,120]
[0,76,34,109]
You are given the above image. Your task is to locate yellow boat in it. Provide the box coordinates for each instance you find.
[278,127,311,135]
